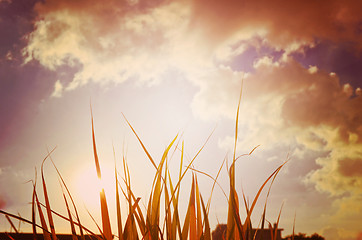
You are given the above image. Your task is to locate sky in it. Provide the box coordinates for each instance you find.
[0,0,362,239]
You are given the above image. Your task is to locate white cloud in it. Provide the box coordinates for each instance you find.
[308,65,318,74]
[51,80,63,98]
[23,0,192,89]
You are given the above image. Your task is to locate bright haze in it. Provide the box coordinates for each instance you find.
[0,0,361,239]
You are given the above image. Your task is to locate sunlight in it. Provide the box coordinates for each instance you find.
[73,164,116,209]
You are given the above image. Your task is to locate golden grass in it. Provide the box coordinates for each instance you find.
[0,86,291,240]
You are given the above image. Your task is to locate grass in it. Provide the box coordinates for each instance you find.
[0,86,291,240]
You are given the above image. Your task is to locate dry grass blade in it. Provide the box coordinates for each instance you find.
[86,209,106,240]
[164,170,174,240]
[32,182,38,240]
[268,222,273,240]
[99,189,113,240]
[91,107,102,179]
[0,210,47,233]
[123,198,141,240]
[166,129,214,223]
[121,113,157,170]
[292,211,296,240]
[243,161,288,228]
[241,187,252,240]
[181,190,191,239]
[232,79,243,180]
[228,188,242,240]
[273,202,284,240]
[144,135,177,239]
[256,205,266,240]
[114,149,124,240]
[38,202,98,236]
[5,215,19,234]
[200,195,211,240]
[206,154,227,214]
[34,189,51,240]
[167,172,181,240]
[121,157,143,240]
[188,175,197,240]
[48,153,86,240]
[62,192,78,240]
[41,151,57,240]
[194,175,203,239]
[227,80,243,240]
[119,176,147,237]
[91,110,113,240]
[188,166,228,203]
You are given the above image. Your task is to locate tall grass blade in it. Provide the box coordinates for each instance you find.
[227,80,243,240]
[114,150,124,240]
[122,113,157,170]
[273,202,284,240]
[189,175,197,240]
[99,189,113,240]
[91,110,113,240]
[123,198,141,240]
[36,202,98,236]
[34,188,51,240]
[194,175,203,239]
[241,188,252,240]
[5,215,19,234]
[243,161,287,229]
[181,189,191,239]
[229,188,242,240]
[200,195,211,240]
[167,171,181,240]
[86,209,106,240]
[119,172,147,236]
[41,156,57,240]
[32,182,38,240]
[147,135,177,239]
[62,192,78,240]
[0,210,46,232]
[188,167,228,206]
[166,130,214,223]
[48,152,86,240]
[292,211,296,240]
[164,171,172,239]
[206,155,227,214]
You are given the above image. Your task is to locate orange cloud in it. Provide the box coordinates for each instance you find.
[338,158,362,177]
[190,0,362,50]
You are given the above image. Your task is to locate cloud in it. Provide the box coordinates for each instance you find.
[23,0,362,96]
[190,0,362,51]
[190,65,244,120]
[321,226,360,240]
[192,54,362,237]
[338,158,362,177]
[23,0,193,90]
[51,79,63,97]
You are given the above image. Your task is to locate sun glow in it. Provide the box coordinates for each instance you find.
[73,164,116,209]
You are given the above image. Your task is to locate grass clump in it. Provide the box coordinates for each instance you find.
[1,87,289,240]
